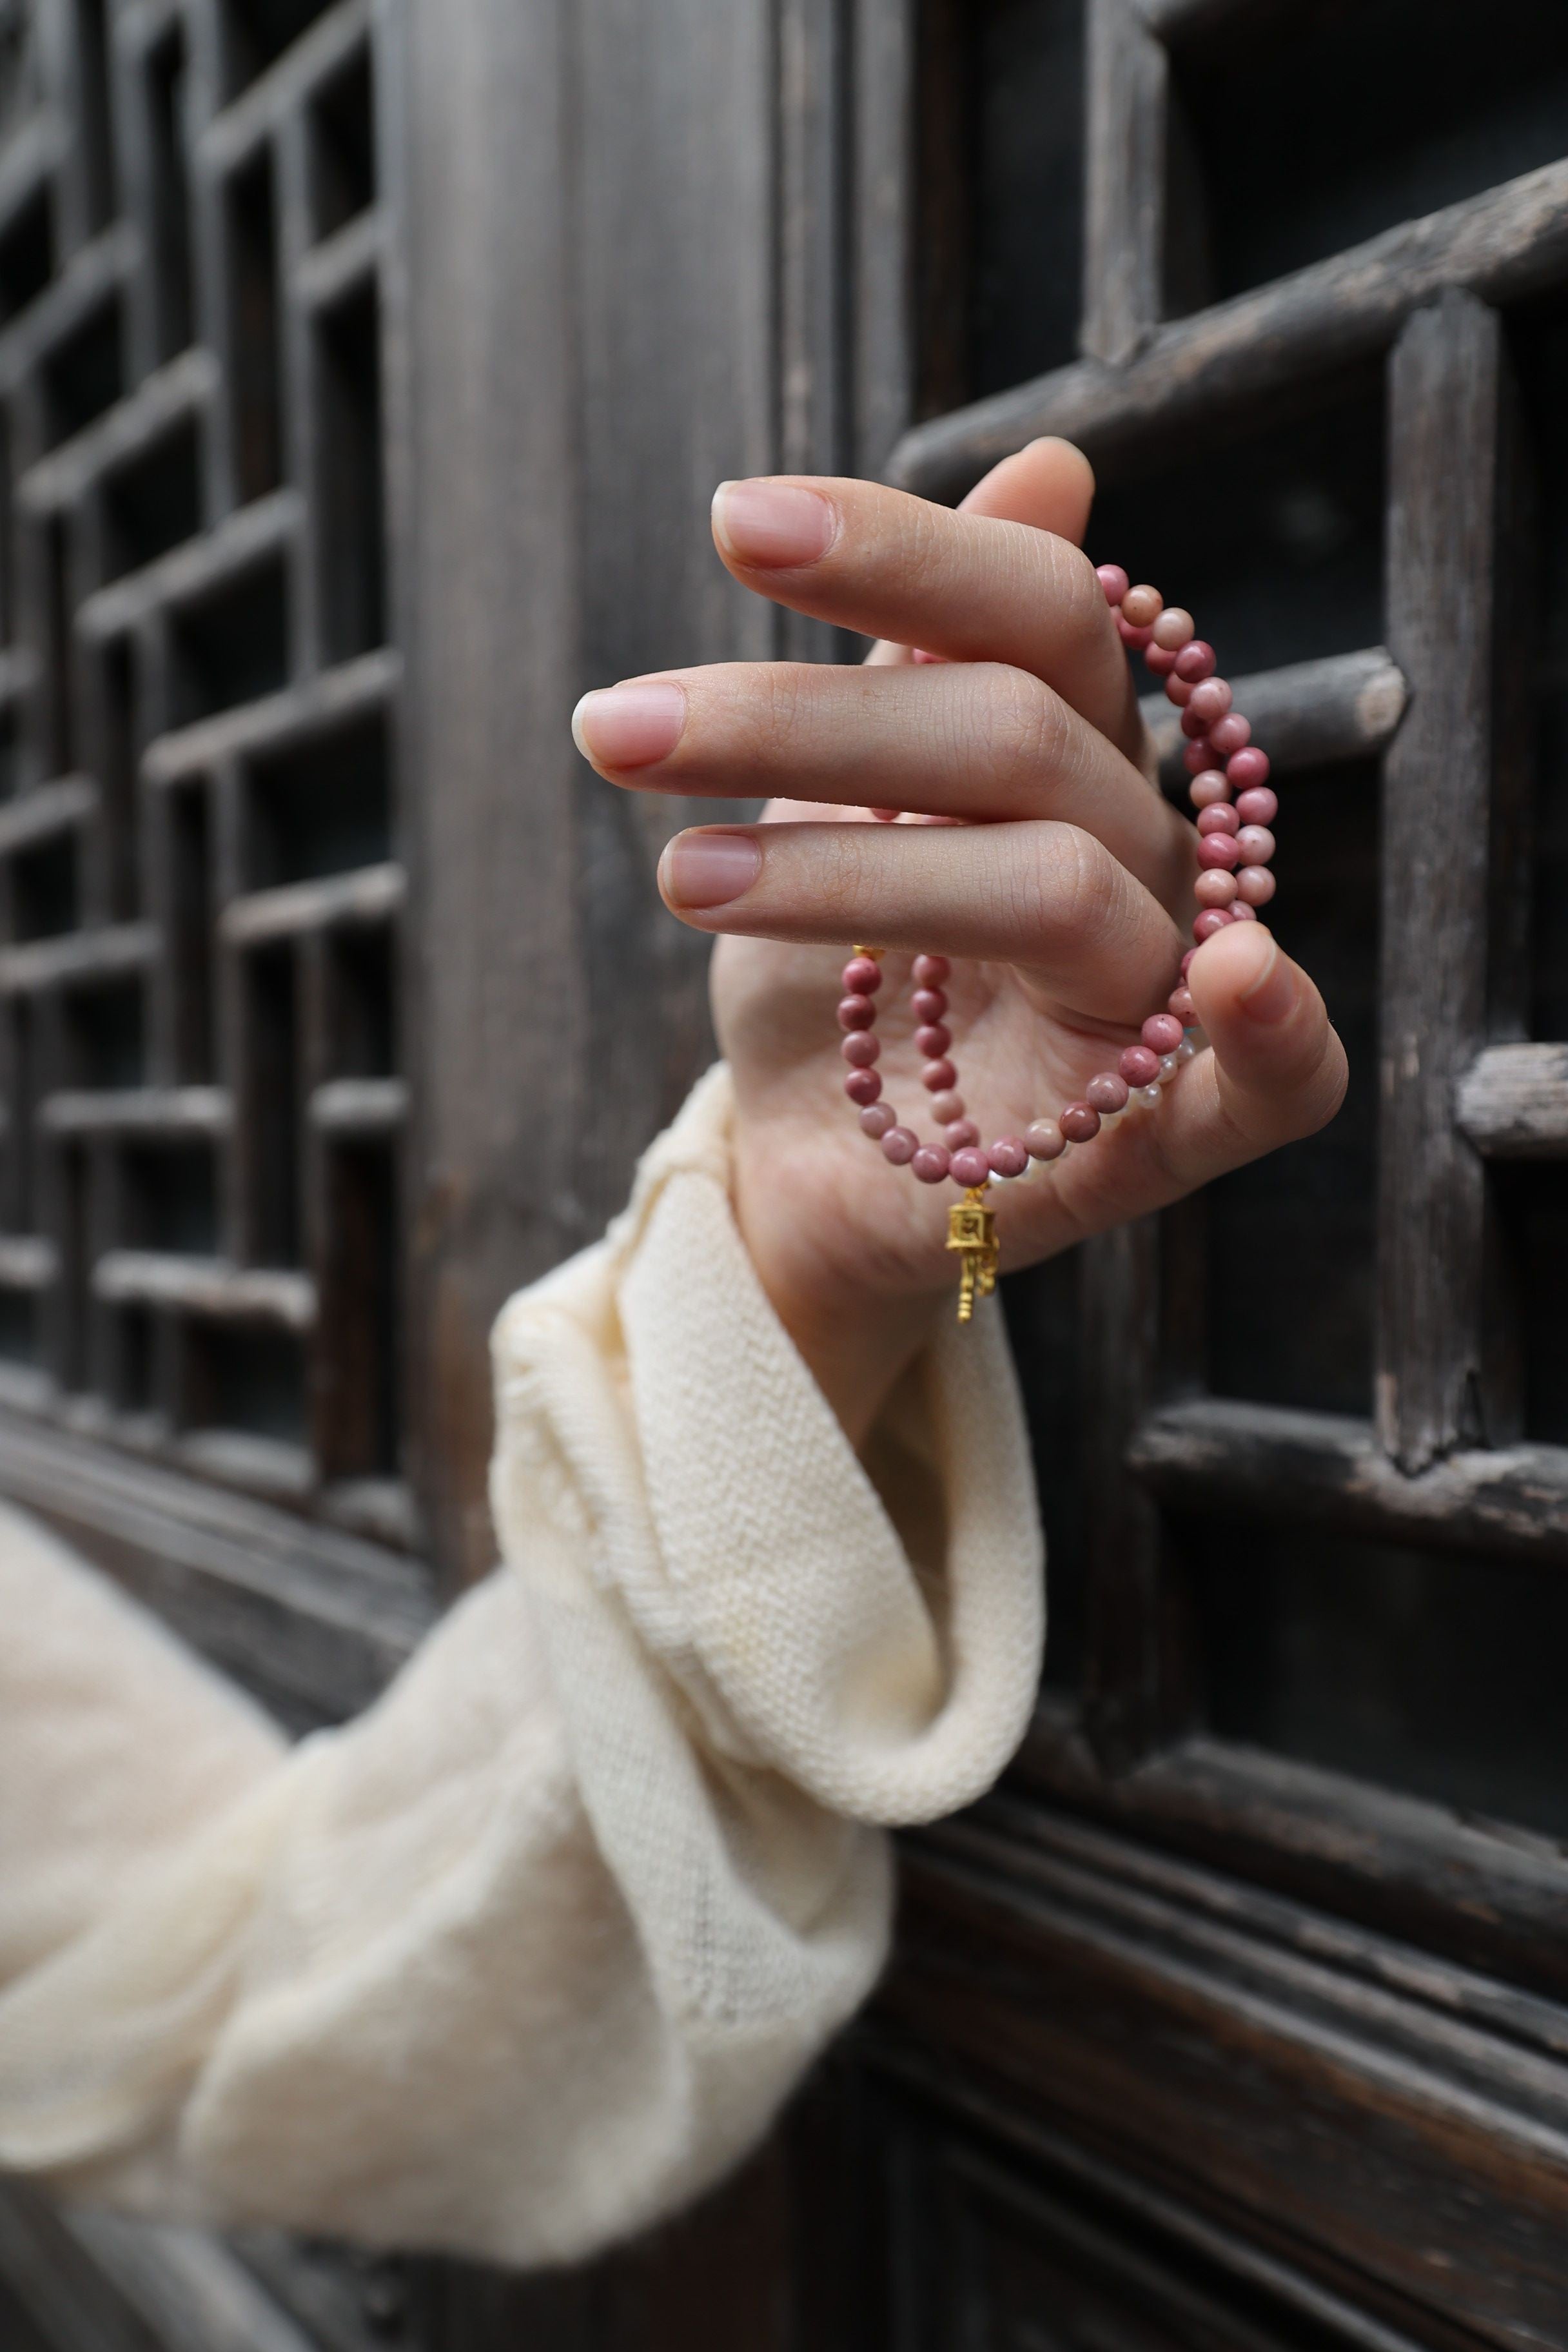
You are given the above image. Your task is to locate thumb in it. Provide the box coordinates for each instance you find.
[1160,922,1348,1183]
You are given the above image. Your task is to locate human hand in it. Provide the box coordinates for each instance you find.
[571,440,1347,1440]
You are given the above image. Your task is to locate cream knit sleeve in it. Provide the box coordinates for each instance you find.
[0,1066,1044,2269]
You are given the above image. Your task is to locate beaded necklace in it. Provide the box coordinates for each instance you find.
[836,565,1280,1321]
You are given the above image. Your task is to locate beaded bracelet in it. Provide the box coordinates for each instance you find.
[838,565,1280,1322]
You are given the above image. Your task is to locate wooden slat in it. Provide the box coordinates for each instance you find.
[851,0,916,476]
[92,1250,318,1329]
[0,772,96,854]
[1083,0,1166,366]
[40,1085,231,1135]
[0,920,159,994]
[308,1075,406,1134]
[888,159,1568,501]
[0,1232,57,1286]
[141,647,398,785]
[1141,647,1408,787]
[76,487,300,642]
[1378,292,1502,1471]
[16,347,217,514]
[1456,1045,1568,1160]
[1128,1395,1568,1562]
[219,863,404,946]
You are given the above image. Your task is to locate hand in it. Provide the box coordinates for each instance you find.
[571,440,1348,1442]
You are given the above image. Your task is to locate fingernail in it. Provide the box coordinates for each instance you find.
[1236,928,1295,1024]
[573,682,686,769]
[660,828,762,909]
[712,478,836,569]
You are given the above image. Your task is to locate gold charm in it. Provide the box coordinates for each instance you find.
[946,1188,998,1323]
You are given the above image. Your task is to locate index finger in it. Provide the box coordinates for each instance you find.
[711,472,1143,763]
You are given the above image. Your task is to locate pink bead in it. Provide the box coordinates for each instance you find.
[1226,746,1270,789]
[946,1118,980,1150]
[1181,948,1197,975]
[911,988,947,1024]
[1121,584,1162,628]
[1026,1119,1064,1161]
[1144,643,1178,676]
[1237,863,1277,905]
[931,1090,965,1124]
[1167,985,1195,1023]
[1235,786,1278,827]
[1174,640,1216,683]
[1189,769,1231,809]
[1197,832,1241,870]
[913,954,950,987]
[838,995,876,1030]
[988,1137,1029,1179]
[1086,1072,1130,1112]
[1193,909,1230,942]
[1119,1045,1160,1086]
[841,956,883,995]
[842,1031,881,1065]
[869,807,901,821]
[1180,705,1213,740]
[1229,899,1258,921]
[1187,678,1233,726]
[1152,605,1195,651]
[1208,712,1251,756]
[1183,740,1215,775]
[845,1068,882,1106]
[911,1145,952,1184]
[915,1023,951,1057]
[860,1102,896,1138]
[1196,802,1240,836]
[1195,869,1239,908]
[1117,617,1154,649]
[1142,1014,1184,1055]
[1060,1101,1101,1143]
[1095,564,1130,607]
[1165,674,1194,706]
[881,1125,919,1166]
[922,1057,957,1093]
[950,1146,991,1188]
[1235,825,1275,865]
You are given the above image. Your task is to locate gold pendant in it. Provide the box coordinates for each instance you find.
[946,1188,998,1323]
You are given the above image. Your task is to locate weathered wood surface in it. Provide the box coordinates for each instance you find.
[1083,0,1166,366]
[890,159,1568,498]
[1129,1395,1568,1563]
[1457,1045,1568,1160]
[1141,647,1408,787]
[1378,293,1502,1470]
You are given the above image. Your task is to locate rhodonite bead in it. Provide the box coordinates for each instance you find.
[950,1146,992,1187]
[1235,785,1278,826]
[1181,704,1213,740]
[988,1137,1029,1177]
[860,1102,896,1138]
[1197,803,1240,835]
[1226,745,1270,789]
[1236,863,1276,905]
[1087,1072,1130,1112]
[1197,832,1242,870]
[1183,739,1215,774]
[842,956,883,994]
[1060,1101,1101,1142]
[1235,825,1275,865]
[1026,1119,1065,1160]
[946,1118,981,1149]
[881,1125,919,1164]
[1167,985,1196,1023]
[1121,584,1162,628]
[1187,678,1233,725]
[1144,643,1178,676]
[1095,564,1130,605]
[913,954,950,986]
[915,1023,951,1057]
[1195,870,1237,907]
[1193,909,1230,941]
[912,1145,952,1184]
[1117,617,1154,649]
[1181,948,1197,975]
[911,987,947,1023]
[931,1089,965,1124]
[1152,605,1195,650]
[1173,639,1215,681]
[1142,1013,1184,1054]
[845,1069,882,1106]
[1119,1045,1161,1085]
[922,1057,957,1092]
[1208,712,1251,756]
[1189,769,1231,808]
[1228,899,1259,921]
[841,1031,880,1065]
[1165,673,1194,705]
[838,994,876,1030]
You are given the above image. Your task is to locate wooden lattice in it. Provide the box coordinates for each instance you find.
[0,0,404,1543]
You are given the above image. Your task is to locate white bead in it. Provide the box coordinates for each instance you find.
[1157,1054,1179,1083]
[1176,1036,1197,1063]
[1138,1084,1161,1107]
